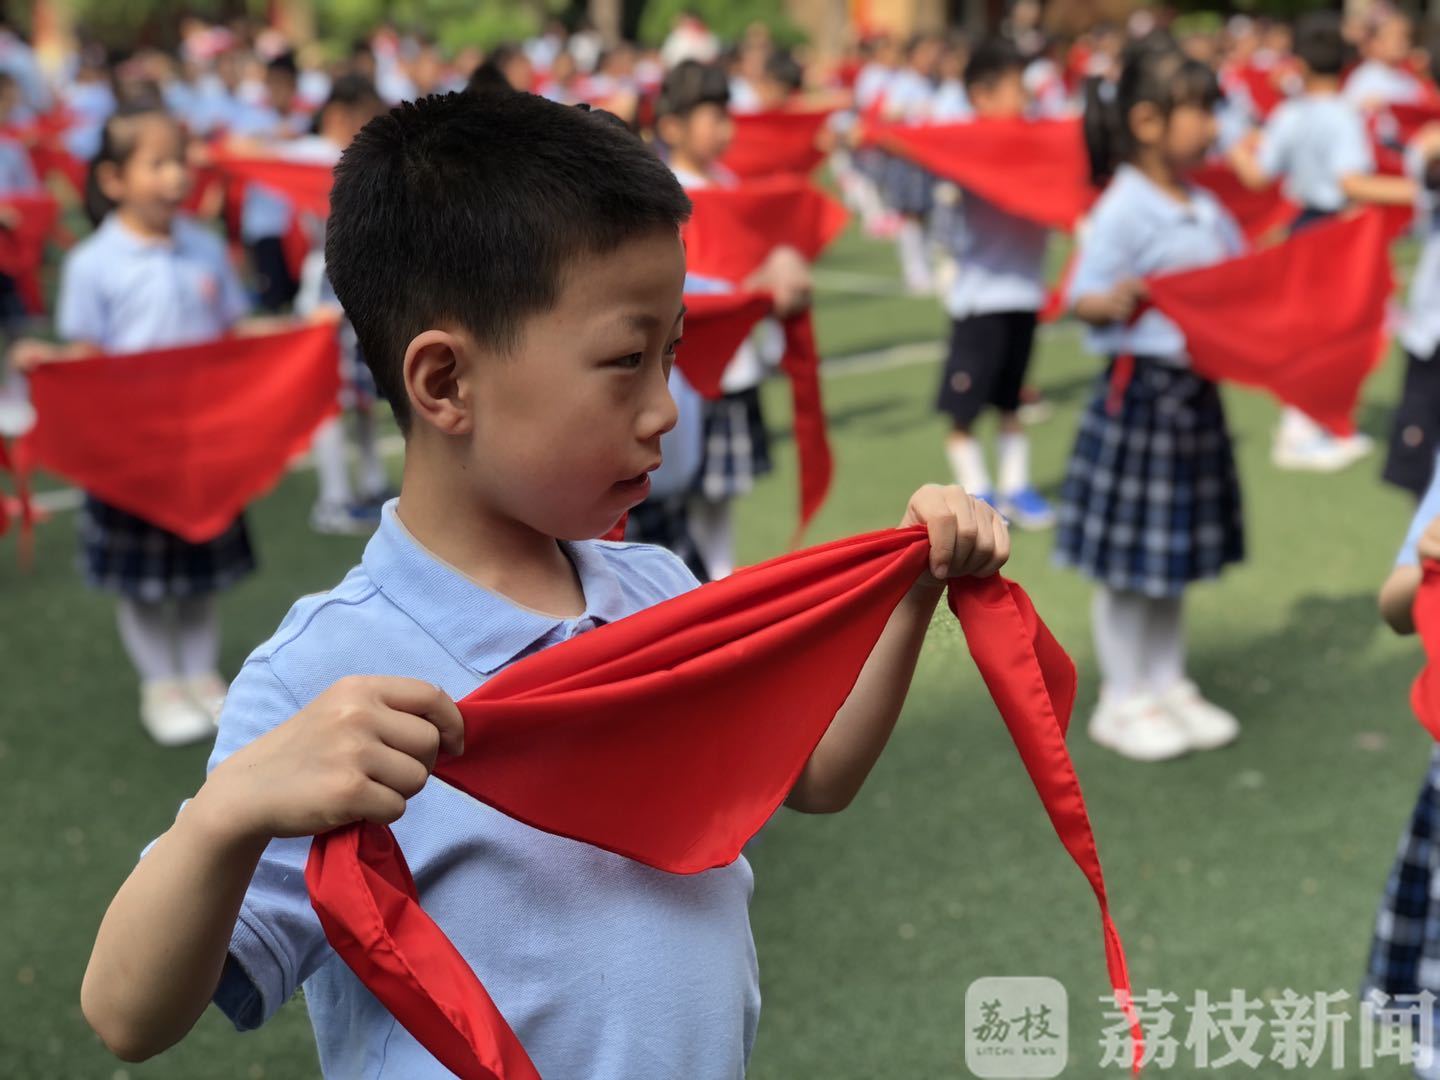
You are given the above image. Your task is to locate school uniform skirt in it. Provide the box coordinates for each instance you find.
[1365,748,1440,1006]
[880,153,935,218]
[1053,357,1244,599]
[697,388,772,502]
[79,496,255,602]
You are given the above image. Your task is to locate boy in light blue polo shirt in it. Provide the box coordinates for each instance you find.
[80,90,1011,1078]
[936,37,1054,531]
[1230,11,1414,473]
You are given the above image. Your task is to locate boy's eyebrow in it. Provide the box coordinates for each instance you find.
[625,305,687,331]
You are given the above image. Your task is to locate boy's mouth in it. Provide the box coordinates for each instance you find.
[614,461,661,492]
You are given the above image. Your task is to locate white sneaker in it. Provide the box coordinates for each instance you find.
[183,672,229,727]
[1088,693,1191,762]
[1271,429,1374,472]
[1157,679,1240,751]
[140,678,215,748]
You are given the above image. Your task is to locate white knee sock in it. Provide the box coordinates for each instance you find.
[353,407,389,499]
[996,429,1030,497]
[116,598,178,683]
[945,434,991,494]
[174,595,221,678]
[896,218,933,292]
[312,417,353,507]
[1143,595,1186,695]
[1092,587,1149,703]
[690,497,735,580]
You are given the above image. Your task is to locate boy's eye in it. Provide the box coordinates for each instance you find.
[613,353,643,369]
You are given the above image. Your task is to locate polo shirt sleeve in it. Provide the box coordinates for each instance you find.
[1065,194,1133,308]
[203,658,334,1030]
[1255,104,1294,181]
[1398,456,1440,568]
[55,246,108,345]
[1330,105,1375,179]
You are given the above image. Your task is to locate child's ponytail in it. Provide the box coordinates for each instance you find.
[1081,75,1123,188]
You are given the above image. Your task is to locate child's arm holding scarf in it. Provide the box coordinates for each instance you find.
[786,483,1008,812]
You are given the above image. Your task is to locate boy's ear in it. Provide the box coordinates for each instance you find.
[403,329,474,437]
[95,160,125,205]
[656,113,685,148]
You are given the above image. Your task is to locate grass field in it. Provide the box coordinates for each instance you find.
[1,221,1433,1079]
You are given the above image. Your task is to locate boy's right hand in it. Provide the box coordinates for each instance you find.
[198,676,465,843]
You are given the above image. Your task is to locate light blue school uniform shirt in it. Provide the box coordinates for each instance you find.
[0,135,38,195]
[1344,60,1424,108]
[56,214,250,352]
[1065,164,1244,365]
[1256,94,1374,212]
[1397,455,1440,567]
[176,503,760,1078]
[943,189,1049,319]
[1402,143,1440,360]
[229,105,312,243]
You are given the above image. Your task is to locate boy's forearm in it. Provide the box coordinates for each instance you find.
[786,583,942,813]
[1380,565,1422,635]
[1340,172,1417,207]
[82,788,270,1061]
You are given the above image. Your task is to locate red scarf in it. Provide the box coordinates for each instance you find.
[1143,209,1393,436]
[20,324,340,542]
[306,525,1143,1078]
[1412,561,1440,740]
[207,151,334,219]
[674,291,775,396]
[683,180,846,542]
[720,108,834,179]
[0,194,59,314]
[864,118,1094,229]
[1187,162,1298,241]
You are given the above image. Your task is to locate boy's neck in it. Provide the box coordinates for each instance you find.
[115,207,173,242]
[395,459,587,619]
[1304,74,1341,95]
[668,149,715,181]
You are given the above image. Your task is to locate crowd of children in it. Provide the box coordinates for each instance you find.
[2,5,1440,1076]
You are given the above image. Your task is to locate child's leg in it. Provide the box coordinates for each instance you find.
[1144,593,1240,749]
[1141,594,1186,695]
[311,417,354,508]
[1090,586,1147,702]
[353,404,389,501]
[1088,586,1190,761]
[945,428,991,495]
[173,595,221,679]
[115,597,179,682]
[939,316,997,497]
[690,496,735,581]
[895,214,933,294]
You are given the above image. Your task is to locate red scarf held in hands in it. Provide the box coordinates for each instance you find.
[719,108,834,179]
[20,323,340,542]
[1140,209,1393,436]
[306,525,1144,1079]
[864,118,1094,229]
[683,181,846,543]
[1411,561,1440,740]
[0,194,59,314]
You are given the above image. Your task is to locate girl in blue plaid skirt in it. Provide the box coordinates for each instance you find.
[1370,459,1440,1078]
[15,107,257,747]
[1060,36,1245,763]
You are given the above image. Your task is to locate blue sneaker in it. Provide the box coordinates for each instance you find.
[999,487,1056,531]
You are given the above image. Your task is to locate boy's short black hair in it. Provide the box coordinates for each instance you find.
[765,50,804,94]
[1294,12,1347,76]
[964,35,1025,92]
[266,51,298,80]
[325,91,692,434]
[655,60,730,120]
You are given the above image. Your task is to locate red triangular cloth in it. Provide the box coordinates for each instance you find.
[864,118,1094,229]
[682,180,846,544]
[306,525,1143,1079]
[720,108,834,179]
[19,323,340,542]
[0,194,60,314]
[1143,209,1393,437]
[1412,560,1440,740]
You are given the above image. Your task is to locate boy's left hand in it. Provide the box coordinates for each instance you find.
[900,483,1011,589]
